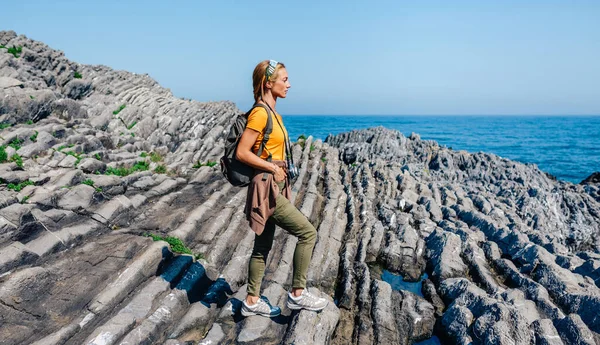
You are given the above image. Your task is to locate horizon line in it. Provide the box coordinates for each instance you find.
[283,113,600,117]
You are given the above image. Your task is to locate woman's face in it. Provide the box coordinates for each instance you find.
[269,68,291,98]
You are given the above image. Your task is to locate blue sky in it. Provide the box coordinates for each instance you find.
[3,0,599,115]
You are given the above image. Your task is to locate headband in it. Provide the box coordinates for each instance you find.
[265,60,278,81]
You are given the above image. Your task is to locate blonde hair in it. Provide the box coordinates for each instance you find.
[252,60,286,102]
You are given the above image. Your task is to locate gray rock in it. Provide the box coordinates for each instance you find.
[532,319,564,345]
[78,158,106,173]
[0,76,23,89]
[57,184,95,210]
[57,154,78,168]
[62,79,92,100]
[554,314,597,345]
[426,229,468,283]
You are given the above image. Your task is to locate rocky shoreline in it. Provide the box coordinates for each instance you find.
[1,30,599,345]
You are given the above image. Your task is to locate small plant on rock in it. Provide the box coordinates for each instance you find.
[139,152,148,158]
[9,138,23,151]
[105,161,149,177]
[150,151,162,162]
[132,160,150,171]
[0,146,7,163]
[192,160,217,168]
[57,143,75,151]
[65,151,83,166]
[82,179,95,187]
[127,121,137,130]
[10,154,23,168]
[112,104,126,115]
[154,165,167,174]
[6,180,34,192]
[0,123,11,130]
[21,196,30,204]
[74,71,82,79]
[145,233,201,258]
[25,120,33,125]
[30,131,38,142]
[6,46,23,58]
[195,252,206,261]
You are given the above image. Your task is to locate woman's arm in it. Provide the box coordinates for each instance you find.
[236,128,286,181]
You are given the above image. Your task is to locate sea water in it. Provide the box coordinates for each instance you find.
[381,270,442,345]
[284,115,600,184]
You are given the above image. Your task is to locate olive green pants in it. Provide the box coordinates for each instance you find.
[247,183,317,297]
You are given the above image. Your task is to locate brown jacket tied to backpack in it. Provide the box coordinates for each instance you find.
[244,160,292,235]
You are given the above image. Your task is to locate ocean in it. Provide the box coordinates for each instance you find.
[283,115,600,184]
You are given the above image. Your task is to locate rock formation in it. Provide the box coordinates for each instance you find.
[1,30,599,345]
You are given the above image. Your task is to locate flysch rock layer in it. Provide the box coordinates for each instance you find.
[1,30,599,345]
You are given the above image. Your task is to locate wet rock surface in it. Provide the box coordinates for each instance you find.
[1,31,599,344]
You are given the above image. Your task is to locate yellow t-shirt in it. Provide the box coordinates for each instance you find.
[246,106,288,161]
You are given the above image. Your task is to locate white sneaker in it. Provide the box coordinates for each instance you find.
[287,289,328,312]
[241,296,281,317]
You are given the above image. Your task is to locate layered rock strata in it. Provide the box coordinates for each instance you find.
[1,31,599,345]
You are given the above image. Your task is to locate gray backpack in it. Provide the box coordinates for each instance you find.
[220,104,273,187]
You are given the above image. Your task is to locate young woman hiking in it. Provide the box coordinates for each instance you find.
[236,60,328,317]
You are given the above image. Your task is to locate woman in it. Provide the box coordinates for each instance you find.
[236,60,328,317]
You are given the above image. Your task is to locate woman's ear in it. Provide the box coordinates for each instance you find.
[264,80,273,90]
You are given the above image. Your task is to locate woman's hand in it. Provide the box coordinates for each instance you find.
[235,128,286,182]
[273,165,287,182]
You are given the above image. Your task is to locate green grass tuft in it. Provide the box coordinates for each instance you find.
[127,121,137,130]
[25,120,33,125]
[150,151,162,162]
[6,46,22,58]
[195,253,205,260]
[30,131,38,142]
[105,161,149,177]
[82,179,95,187]
[0,123,11,130]
[74,71,82,79]
[193,160,218,169]
[112,104,126,115]
[6,180,34,192]
[0,146,6,163]
[154,165,167,174]
[10,154,23,168]
[94,153,102,160]
[145,233,201,257]
[132,160,150,171]
[139,152,148,158]
[9,138,23,151]
[57,143,75,151]
[21,195,29,204]
[65,151,83,166]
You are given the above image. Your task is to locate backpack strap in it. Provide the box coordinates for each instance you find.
[253,103,273,162]
[249,103,274,181]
